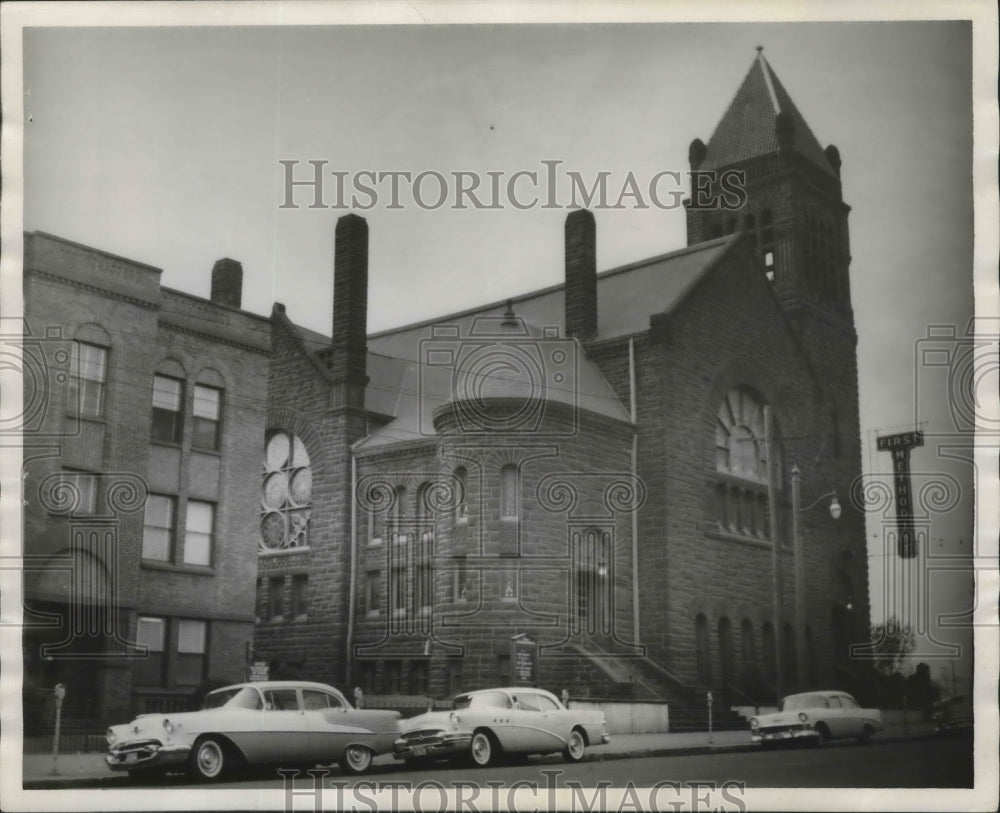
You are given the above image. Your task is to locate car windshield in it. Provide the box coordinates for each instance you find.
[451,691,511,710]
[202,686,263,710]
[780,693,830,711]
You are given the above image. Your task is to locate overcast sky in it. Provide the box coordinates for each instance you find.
[14,9,994,687]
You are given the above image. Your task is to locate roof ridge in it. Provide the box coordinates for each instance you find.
[365,236,730,341]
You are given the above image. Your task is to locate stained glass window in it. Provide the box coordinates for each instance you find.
[260,430,312,552]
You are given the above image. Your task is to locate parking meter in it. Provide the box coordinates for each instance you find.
[51,684,66,774]
[706,690,713,743]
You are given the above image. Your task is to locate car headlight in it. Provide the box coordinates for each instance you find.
[749,717,759,729]
[106,728,117,745]
[798,713,809,722]
[163,719,174,735]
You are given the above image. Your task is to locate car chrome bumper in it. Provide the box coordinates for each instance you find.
[601,732,612,744]
[393,732,473,760]
[106,741,191,772]
[752,728,817,743]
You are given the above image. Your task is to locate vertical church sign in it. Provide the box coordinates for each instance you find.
[876,430,924,558]
[510,633,538,686]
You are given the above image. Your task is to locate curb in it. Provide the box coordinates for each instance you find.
[22,744,757,789]
[21,732,941,789]
[24,775,131,790]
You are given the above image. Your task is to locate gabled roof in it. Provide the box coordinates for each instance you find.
[367,235,733,358]
[286,233,745,449]
[700,49,837,178]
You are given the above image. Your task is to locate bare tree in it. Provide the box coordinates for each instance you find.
[869,616,915,676]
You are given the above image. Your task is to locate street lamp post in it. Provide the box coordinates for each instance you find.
[790,464,841,688]
[763,406,783,704]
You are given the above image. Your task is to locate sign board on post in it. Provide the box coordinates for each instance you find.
[249,661,269,682]
[876,430,924,558]
[510,633,537,686]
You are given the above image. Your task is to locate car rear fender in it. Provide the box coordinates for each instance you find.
[338,708,402,733]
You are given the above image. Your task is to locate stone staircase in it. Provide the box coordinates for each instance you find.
[569,640,749,732]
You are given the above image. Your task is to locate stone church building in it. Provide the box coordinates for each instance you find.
[21,50,869,731]
[253,50,869,713]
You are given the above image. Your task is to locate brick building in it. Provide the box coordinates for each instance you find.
[254,50,870,714]
[20,50,869,730]
[21,235,270,729]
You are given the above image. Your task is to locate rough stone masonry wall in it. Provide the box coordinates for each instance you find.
[254,313,355,686]
[351,402,635,698]
[657,245,855,693]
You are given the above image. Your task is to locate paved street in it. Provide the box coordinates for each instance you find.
[78,734,973,790]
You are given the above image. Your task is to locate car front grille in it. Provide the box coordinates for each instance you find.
[401,730,445,745]
[111,739,162,753]
[107,739,163,764]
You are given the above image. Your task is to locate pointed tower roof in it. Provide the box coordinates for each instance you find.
[700,47,837,178]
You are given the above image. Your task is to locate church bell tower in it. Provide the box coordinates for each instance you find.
[686,47,854,333]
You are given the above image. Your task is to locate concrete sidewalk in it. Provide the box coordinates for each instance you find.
[20,719,940,789]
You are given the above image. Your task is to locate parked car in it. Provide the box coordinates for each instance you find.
[931,694,973,735]
[749,690,882,748]
[393,687,610,767]
[105,680,401,780]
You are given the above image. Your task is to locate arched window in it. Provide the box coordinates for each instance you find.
[151,371,184,444]
[718,616,734,698]
[695,613,711,685]
[760,209,775,280]
[783,622,797,687]
[193,369,225,451]
[260,430,312,552]
[414,483,433,617]
[715,388,769,480]
[805,626,818,686]
[454,466,469,525]
[713,389,778,539]
[416,482,433,543]
[500,464,518,521]
[740,619,758,696]
[392,485,408,542]
[761,621,776,690]
[574,528,612,636]
[69,339,109,418]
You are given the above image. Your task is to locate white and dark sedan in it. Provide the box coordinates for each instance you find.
[106,680,401,780]
[750,690,883,748]
[393,687,610,767]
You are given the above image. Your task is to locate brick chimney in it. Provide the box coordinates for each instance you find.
[210,258,243,308]
[564,209,597,341]
[331,214,369,406]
